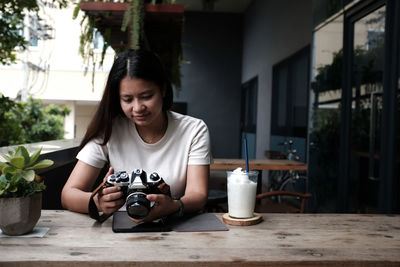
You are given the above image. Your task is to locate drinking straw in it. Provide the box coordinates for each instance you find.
[244,137,249,172]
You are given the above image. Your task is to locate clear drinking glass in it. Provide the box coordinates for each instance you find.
[227,170,258,218]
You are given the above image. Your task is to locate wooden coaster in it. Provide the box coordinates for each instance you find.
[222,213,263,226]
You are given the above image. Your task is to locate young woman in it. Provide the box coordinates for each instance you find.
[61,50,212,223]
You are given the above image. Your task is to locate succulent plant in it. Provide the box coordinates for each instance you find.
[0,146,53,198]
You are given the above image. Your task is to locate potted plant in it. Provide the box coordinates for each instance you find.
[0,146,53,235]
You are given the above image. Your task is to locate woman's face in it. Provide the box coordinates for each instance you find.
[119,77,165,128]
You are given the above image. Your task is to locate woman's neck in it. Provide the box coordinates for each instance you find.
[136,112,168,144]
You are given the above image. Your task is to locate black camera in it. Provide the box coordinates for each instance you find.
[106,169,171,219]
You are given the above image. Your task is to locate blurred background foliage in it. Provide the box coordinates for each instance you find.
[0,0,68,65]
[0,95,70,146]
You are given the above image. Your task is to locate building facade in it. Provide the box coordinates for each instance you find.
[0,1,115,139]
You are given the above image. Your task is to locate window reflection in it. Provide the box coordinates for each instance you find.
[350,5,386,213]
[309,15,343,212]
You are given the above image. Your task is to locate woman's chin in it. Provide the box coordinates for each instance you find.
[132,118,151,127]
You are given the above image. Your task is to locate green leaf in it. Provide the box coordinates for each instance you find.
[4,183,10,191]
[27,159,53,170]
[72,0,82,19]
[35,182,46,192]
[0,173,8,182]
[1,165,17,174]
[10,173,22,183]
[22,170,35,182]
[0,161,8,170]
[10,156,25,169]
[28,147,42,166]
[15,146,30,165]
[9,185,18,193]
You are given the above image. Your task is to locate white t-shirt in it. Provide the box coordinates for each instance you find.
[77,111,213,198]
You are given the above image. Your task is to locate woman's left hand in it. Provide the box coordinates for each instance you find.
[129,194,179,223]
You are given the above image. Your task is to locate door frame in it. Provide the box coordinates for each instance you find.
[340,0,399,213]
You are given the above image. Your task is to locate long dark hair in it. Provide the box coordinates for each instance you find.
[78,50,173,152]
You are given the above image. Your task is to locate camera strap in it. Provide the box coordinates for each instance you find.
[157,181,172,197]
[88,181,113,223]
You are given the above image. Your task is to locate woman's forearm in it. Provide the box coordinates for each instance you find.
[61,187,93,214]
[181,191,208,213]
[61,160,103,214]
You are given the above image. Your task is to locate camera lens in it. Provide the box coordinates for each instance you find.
[126,192,150,219]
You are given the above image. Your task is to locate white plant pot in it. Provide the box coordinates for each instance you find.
[0,192,42,235]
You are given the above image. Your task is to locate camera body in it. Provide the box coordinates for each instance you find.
[106,169,170,219]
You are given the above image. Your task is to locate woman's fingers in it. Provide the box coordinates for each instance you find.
[102,184,121,195]
[98,180,124,214]
[100,197,125,214]
[103,167,115,182]
[147,193,170,204]
[102,198,125,209]
[102,189,123,202]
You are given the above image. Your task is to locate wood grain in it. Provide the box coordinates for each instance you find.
[210,158,307,171]
[0,210,399,267]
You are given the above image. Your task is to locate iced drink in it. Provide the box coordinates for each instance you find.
[227,168,258,218]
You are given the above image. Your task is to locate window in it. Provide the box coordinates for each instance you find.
[271,46,310,138]
[308,14,343,212]
[93,30,105,50]
[29,15,38,47]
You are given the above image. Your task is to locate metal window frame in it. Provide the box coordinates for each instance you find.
[340,0,399,213]
[379,0,400,213]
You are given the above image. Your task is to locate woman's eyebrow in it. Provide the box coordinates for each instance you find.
[120,94,132,98]
[139,88,155,94]
[120,88,155,97]
[136,89,156,97]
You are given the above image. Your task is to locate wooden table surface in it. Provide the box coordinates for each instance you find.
[0,210,399,267]
[210,158,307,171]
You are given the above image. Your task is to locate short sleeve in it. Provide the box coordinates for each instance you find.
[188,121,213,165]
[76,139,109,168]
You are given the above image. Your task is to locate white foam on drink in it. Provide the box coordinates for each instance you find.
[227,168,257,218]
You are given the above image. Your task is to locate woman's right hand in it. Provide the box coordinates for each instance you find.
[96,167,126,215]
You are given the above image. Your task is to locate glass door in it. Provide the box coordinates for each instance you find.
[310,0,399,213]
[308,14,344,212]
[348,5,386,213]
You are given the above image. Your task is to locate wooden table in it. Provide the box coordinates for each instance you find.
[1,210,399,267]
[210,158,307,171]
[211,158,307,194]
